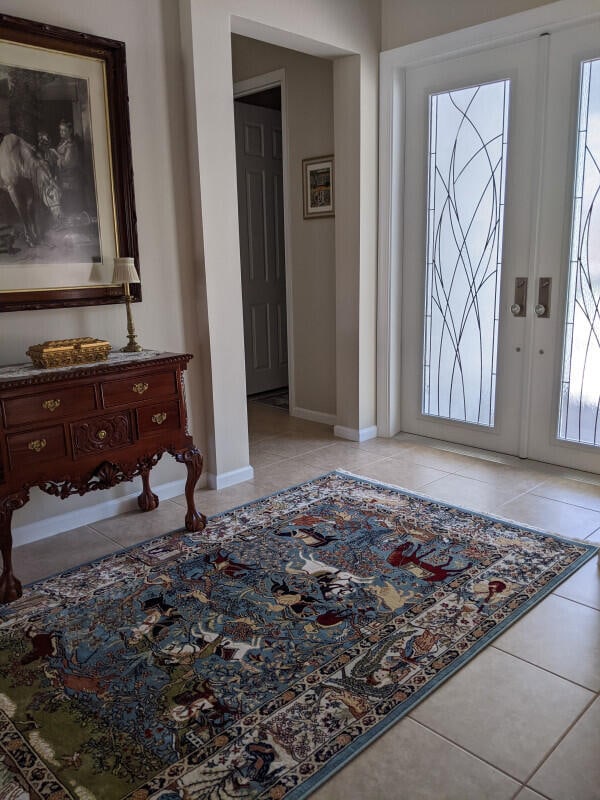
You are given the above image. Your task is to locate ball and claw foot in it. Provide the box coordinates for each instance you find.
[185,509,207,532]
[172,447,206,533]
[138,470,159,512]
[0,490,28,604]
[0,571,22,604]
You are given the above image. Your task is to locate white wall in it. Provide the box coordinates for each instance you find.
[0,0,208,541]
[179,0,381,463]
[381,0,559,49]
[231,35,336,419]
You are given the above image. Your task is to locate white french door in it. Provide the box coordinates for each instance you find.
[398,16,600,472]
[528,22,600,471]
[401,39,540,455]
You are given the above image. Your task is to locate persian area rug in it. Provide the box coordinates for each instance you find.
[0,472,597,800]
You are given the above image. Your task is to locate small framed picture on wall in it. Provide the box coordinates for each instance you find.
[302,155,334,219]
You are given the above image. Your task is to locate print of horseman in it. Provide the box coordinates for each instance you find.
[0,63,99,262]
[38,120,85,216]
[0,131,63,247]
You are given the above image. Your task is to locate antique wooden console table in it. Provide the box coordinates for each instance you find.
[0,351,206,604]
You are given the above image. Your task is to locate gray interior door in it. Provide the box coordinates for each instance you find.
[234,100,288,396]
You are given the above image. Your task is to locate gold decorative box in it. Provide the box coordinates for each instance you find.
[26,338,112,369]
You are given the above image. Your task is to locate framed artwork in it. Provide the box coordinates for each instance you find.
[302,155,334,219]
[0,13,139,312]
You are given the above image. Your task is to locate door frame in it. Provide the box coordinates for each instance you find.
[233,69,296,413]
[377,0,600,442]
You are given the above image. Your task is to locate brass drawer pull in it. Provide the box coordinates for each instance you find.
[152,412,167,425]
[42,398,61,412]
[98,429,107,440]
[133,382,149,395]
[28,438,47,453]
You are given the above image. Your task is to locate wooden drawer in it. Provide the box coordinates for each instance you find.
[3,385,96,428]
[101,370,178,408]
[71,411,134,459]
[6,425,67,470]
[137,399,181,437]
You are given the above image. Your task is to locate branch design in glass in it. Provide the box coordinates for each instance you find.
[423,80,510,427]
[558,58,600,447]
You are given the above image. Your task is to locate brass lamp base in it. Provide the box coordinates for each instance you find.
[120,284,143,353]
[121,339,142,354]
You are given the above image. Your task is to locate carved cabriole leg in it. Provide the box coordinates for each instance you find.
[172,447,206,532]
[0,490,29,604]
[138,469,159,512]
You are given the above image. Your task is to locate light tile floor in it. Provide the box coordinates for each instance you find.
[12,402,600,800]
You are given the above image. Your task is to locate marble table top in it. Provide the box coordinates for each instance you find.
[0,350,163,384]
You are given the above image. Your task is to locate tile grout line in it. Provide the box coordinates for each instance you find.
[257,441,342,460]
[508,481,600,506]
[434,465,600,516]
[408,716,525,787]
[549,589,600,613]
[459,476,549,497]
[489,644,599,693]
[85,525,126,549]
[408,462,554,504]
[387,449,600,508]
[528,492,600,514]
[418,479,542,516]
[84,498,184,538]
[427,474,600,519]
[530,500,600,519]
[88,528,143,548]
[293,455,396,473]
[518,691,598,790]
[494,487,595,515]
[97,528,123,546]
[509,783,554,800]
[251,447,338,474]
[398,433,600,484]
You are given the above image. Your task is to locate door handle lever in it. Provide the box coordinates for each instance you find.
[536,278,551,318]
[511,278,527,317]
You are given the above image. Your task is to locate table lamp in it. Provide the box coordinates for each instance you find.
[112,257,142,353]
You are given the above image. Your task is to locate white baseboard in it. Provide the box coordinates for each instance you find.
[207,465,254,490]
[13,478,187,549]
[334,425,378,442]
[291,406,336,426]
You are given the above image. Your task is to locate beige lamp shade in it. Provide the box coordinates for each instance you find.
[112,257,140,285]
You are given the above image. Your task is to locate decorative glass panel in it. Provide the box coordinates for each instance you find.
[558,58,600,447]
[423,80,510,426]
